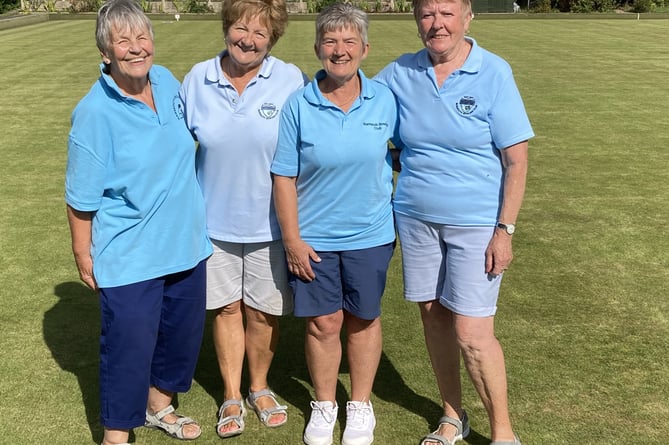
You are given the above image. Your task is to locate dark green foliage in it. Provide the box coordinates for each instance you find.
[532,0,553,12]
[181,0,213,13]
[305,0,338,13]
[631,0,653,11]
[0,0,19,13]
[68,0,103,12]
[569,0,616,12]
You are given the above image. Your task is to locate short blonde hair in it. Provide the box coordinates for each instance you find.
[221,0,289,48]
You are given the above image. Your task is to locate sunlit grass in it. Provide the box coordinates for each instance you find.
[1,16,668,444]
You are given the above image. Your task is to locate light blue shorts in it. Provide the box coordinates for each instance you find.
[395,212,502,317]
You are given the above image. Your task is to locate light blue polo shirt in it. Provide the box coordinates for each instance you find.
[65,64,213,288]
[375,38,534,226]
[271,70,398,252]
[180,53,307,243]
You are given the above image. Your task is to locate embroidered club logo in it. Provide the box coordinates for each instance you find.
[258,102,279,119]
[173,96,184,119]
[456,96,477,115]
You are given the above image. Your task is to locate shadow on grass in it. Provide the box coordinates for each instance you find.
[191,310,498,444]
[45,281,103,444]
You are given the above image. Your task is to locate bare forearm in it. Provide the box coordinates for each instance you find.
[67,206,93,255]
[272,175,301,242]
[66,205,97,289]
[498,142,528,224]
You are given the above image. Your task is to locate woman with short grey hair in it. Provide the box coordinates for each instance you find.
[66,0,212,443]
[272,3,401,445]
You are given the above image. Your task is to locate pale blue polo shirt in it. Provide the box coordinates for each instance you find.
[375,38,534,226]
[180,53,308,243]
[65,64,213,288]
[271,70,398,252]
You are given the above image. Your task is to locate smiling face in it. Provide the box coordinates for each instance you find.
[316,26,369,86]
[416,0,472,62]
[225,14,272,73]
[101,24,154,91]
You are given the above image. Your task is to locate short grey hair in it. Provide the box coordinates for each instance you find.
[412,0,472,21]
[315,2,369,46]
[96,0,154,55]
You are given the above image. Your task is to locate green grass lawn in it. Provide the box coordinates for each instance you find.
[1,15,668,445]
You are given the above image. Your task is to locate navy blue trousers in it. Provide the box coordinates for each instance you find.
[98,261,206,429]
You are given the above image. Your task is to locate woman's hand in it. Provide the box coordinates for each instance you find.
[74,252,98,290]
[283,238,320,282]
[485,230,513,277]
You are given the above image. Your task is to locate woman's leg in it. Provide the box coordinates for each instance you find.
[99,282,161,444]
[147,262,207,438]
[344,314,382,402]
[245,306,285,424]
[455,314,515,442]
[306,311,344,402]
[419,301,464,444]
[101,428,130,445]
[212,301,246,433]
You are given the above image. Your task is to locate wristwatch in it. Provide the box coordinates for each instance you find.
[496,222,516,235]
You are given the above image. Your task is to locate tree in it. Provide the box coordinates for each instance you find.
[1,0,20,13]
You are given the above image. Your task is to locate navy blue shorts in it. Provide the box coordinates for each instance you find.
[290,242,395,320]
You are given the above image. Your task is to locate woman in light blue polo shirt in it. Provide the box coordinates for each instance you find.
[179,0,307,438]
[271,4,400,445]
[65,0,212,444]
[375,0,533,444]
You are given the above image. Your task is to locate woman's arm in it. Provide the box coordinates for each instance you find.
[272,175,320,282]
[485,141,528,276]
[66,205,98,290]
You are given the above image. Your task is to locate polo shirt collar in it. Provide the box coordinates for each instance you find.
[205,50,274,85]
[98,63,161,99]
[417,36,482,74]
[303,69,375,107]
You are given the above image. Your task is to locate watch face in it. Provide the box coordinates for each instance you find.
[498,223,515,234]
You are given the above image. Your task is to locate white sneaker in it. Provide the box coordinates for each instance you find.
[342,400,376,445]
[304,400,338,445]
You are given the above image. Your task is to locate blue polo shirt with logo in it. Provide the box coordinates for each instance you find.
[65,64,213,288]
[271,69,399,251]
[180,53,307,243]
[375,38,534,226]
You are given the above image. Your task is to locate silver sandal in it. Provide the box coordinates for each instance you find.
[246,388,288,428]
[216,399,247,438]
[144,404,201,440]
[491,434,521,445]
[420,410,470,445]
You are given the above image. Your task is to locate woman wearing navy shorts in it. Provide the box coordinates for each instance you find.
[271,4,400,445]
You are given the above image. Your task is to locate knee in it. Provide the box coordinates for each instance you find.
[307,313,342,340]
[245,306,278,328]
[456,325,499,357]
[215,300,243,319]
[345,314,380,335]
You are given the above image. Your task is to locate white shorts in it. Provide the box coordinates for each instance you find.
[395,212,502,317]
[206,239,293,315]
